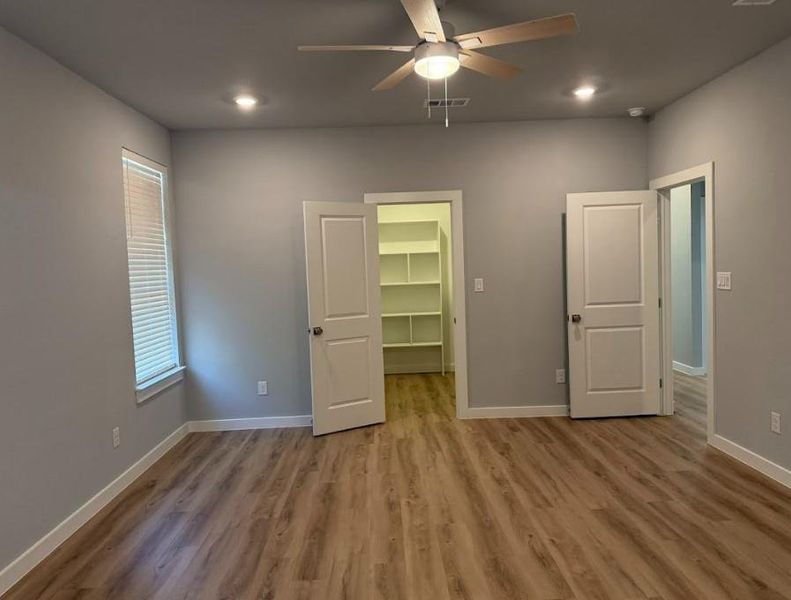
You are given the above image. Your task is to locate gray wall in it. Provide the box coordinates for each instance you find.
[649,35,791,468]
[173,119,647,419]
[0,28,186,572]
[670,183,705,371]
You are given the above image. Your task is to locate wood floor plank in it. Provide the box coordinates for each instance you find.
[5,371,791,599]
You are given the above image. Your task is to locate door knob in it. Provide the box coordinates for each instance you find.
[571,314,582,323]
[312,326,323,336]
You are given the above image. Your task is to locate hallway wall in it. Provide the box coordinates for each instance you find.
[670,183,705,373]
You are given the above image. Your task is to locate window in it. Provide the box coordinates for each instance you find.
[122,149,182,395]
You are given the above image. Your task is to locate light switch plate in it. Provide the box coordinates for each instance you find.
[257,380,268,396]
[474,278,484,292]
[716,272,732,290]
[771,411,781,434]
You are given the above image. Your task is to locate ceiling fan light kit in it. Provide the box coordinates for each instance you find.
[414,41,460,80]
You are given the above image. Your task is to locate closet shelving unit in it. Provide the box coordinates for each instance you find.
[379,219,444,375]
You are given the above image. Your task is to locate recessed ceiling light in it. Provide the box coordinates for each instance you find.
[628,107,646,117]
[573,86,596,99]
[234,95,258,109]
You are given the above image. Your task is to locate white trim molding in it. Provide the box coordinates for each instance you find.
[710,434,791,490]
[136,365,186,404]
[650,161,715,439]
[0,423,189,597]
[187,415,312,432]
[363,190,470,420]
[672,361,707,377]
[460,404,569,419]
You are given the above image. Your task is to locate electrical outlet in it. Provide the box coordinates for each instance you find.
[474,278,484,292]
[257,380,268,396]
[771,411,781,434]
[112,427,120,449]
[555,369,566,384]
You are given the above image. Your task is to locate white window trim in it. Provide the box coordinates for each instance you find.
[136,365,186,404]
[122,148,184,402]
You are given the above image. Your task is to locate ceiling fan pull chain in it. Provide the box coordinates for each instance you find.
[444,76,449,128]
[427,77,431,119]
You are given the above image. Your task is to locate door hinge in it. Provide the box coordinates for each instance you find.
[659,297,662,308]
[659,378,663,388]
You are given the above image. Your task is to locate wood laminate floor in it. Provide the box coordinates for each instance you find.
[6,372,791,599]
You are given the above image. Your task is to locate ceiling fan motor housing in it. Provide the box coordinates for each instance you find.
[415,40,459,61]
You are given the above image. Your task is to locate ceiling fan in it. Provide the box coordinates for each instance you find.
[298,0,578,91]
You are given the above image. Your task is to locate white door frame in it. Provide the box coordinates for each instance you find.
[650,162,715,441]
[363,190,470,419]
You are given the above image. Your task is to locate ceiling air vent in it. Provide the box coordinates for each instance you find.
[732,0,776,5]
[424,98,470,108]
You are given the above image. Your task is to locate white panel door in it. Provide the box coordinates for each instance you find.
[303,202,385,435]
[566,191,660,418]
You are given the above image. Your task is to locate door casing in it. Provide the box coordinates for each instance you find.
[363,190,471,419]
[651,162,716,440]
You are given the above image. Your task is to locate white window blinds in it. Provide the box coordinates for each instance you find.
[122,151,179,386]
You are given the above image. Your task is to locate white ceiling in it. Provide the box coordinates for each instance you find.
[1,0,790,130]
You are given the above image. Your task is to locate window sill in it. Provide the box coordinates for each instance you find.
[136,366,186,404]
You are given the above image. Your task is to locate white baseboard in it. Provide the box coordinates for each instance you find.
[460,404,569,419]
[0,423,189,597]
[673,361,706,377]
[0,414,313,594]
[710,434,791,490]
[187,415,312,432]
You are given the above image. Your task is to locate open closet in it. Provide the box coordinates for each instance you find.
[377,203,454,375]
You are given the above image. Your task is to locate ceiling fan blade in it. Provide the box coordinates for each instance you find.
[372,58,416,91]
[298,45,414,53]
[460,51,521,80]
[400,0,446,42]
[454,13,577,49]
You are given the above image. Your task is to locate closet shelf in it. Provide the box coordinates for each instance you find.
[378,217,445,374]
[379,250,440,256]
[383,341,443,349]
[382,311,441,318]
[380,281,440,287]
[379,241,439,255]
